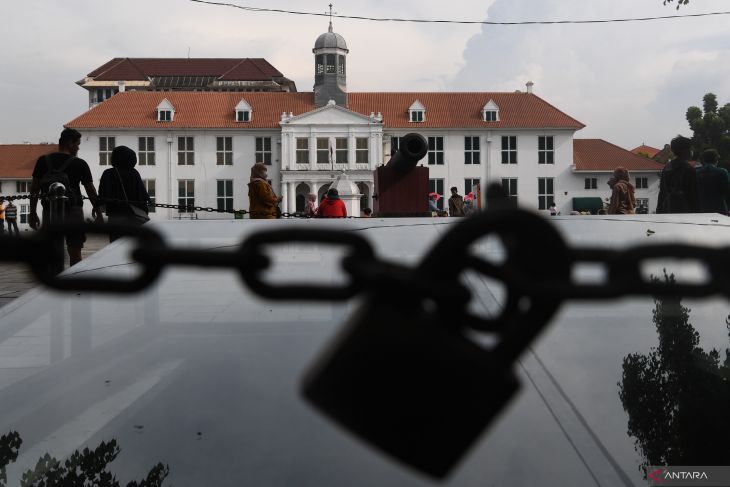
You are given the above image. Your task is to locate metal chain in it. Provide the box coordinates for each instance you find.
[0,207,727,316]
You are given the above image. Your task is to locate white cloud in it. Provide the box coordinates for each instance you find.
[449,0,730,149]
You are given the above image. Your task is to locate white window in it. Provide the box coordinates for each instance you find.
[429,179,444,210]
[178,179,195,213]
[356,138,369,164]
[409,100,426,123]
[16,181,31,193]
[428,137,444,165]
[143,179,156,213]
[538,136,554,165]
[138,137,155,165]
[216,137,233,165]
[157,98,175,122]
[501,136,517,164]
[316,55,324,75]
[484,111,498,122]
[465,137,480,165]
[317,138,330,165]
[336,138,348,164]
[482,100,500,122]
[217,180,234,212]
[178,137,194,165]
[235,99,252,123]
[326,54,336,74]
[636,198,649,209]
[296,138,309,165]
[584,178,597,190]
[538,178,555,210]
[410,111,424,123]
[391,136,402,153]
[635,177,648,189]
[465,178,481,195]
[255,137,272,165]
[99,136,115,166]
[502,178,518,203]
[20,204,29,224]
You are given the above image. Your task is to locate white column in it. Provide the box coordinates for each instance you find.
[348,133,356,170]
[281,182,289,214]
[309,134,317,171]
[288,181,296,213]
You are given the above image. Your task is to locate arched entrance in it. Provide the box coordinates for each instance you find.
[295,183,311,213]
[318,182,331,203]
[356,182,370,210]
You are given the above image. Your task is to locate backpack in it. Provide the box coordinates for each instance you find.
[39,155,77,205]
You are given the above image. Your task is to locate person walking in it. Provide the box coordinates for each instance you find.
[696,149,730,214]
[448,187,465,217]
[4,201,19,236]
[248,163,282,219]
[98,146,151,242]
[657,136,699,213]
[316,188,347,218]
[607,167,636,215]
[28,128,103,267]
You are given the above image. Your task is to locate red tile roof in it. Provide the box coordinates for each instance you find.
[86,58,284,81]
[0,144,55,179]
[574,139,665,172]
[66,91,585,130]
[630,144,661,158]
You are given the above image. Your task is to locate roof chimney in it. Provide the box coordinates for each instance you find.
[526,81,534,94]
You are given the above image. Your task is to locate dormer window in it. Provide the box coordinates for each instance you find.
[408,100,426,123]
[235,99,252,123]
[482,99,500,122]
[156,98,175,122]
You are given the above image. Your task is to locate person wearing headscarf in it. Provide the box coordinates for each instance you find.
[98,146,151,240]
[607,166,636,215]
[304,193,318,217]
[248,163,282,219]
[316,188,347,218]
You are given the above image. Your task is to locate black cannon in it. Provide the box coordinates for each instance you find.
[373,133,430,217]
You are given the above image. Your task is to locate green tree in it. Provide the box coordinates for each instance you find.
[685,93,730,167]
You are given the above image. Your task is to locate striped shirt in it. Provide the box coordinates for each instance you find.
[4,205,17,221]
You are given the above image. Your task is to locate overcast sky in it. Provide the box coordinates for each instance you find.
[1,0,729,150]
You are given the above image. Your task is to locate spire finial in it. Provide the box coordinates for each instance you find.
[327,3,336,32]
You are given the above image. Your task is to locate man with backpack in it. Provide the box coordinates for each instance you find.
[656,136,699,214]
[28,128,103,267]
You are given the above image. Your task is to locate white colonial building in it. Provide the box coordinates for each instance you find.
[55,23,664,219]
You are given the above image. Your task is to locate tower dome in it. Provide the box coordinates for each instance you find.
[313,21,348,107]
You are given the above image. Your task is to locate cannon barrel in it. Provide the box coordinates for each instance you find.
[387,133,429,174]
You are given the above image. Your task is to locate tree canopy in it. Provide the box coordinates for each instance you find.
[685,93,730,166]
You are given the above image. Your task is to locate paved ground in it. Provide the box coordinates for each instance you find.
[0,234,109,308]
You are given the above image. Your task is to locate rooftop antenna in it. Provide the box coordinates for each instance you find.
[327,3,337,32]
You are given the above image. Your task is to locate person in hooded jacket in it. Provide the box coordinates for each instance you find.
[248,163,282,219]
[607,166,636,215]
[98,146,151,242]
[316,188,347,218]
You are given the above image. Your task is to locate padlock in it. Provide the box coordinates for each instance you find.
[301,295,520,479]
[301,207,569,479]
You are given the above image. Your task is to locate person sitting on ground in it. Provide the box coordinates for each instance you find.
[464,192,476,215]
[428,193,440,213]
[696,148,730,214]
[248,163,282,219]
[607,167,636,214]
[362,207,372,218]
[448,187,465,217]
[304,193,318,218]
[98,146,151,242]
[316,188,347,218]
[657,135,699,213]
